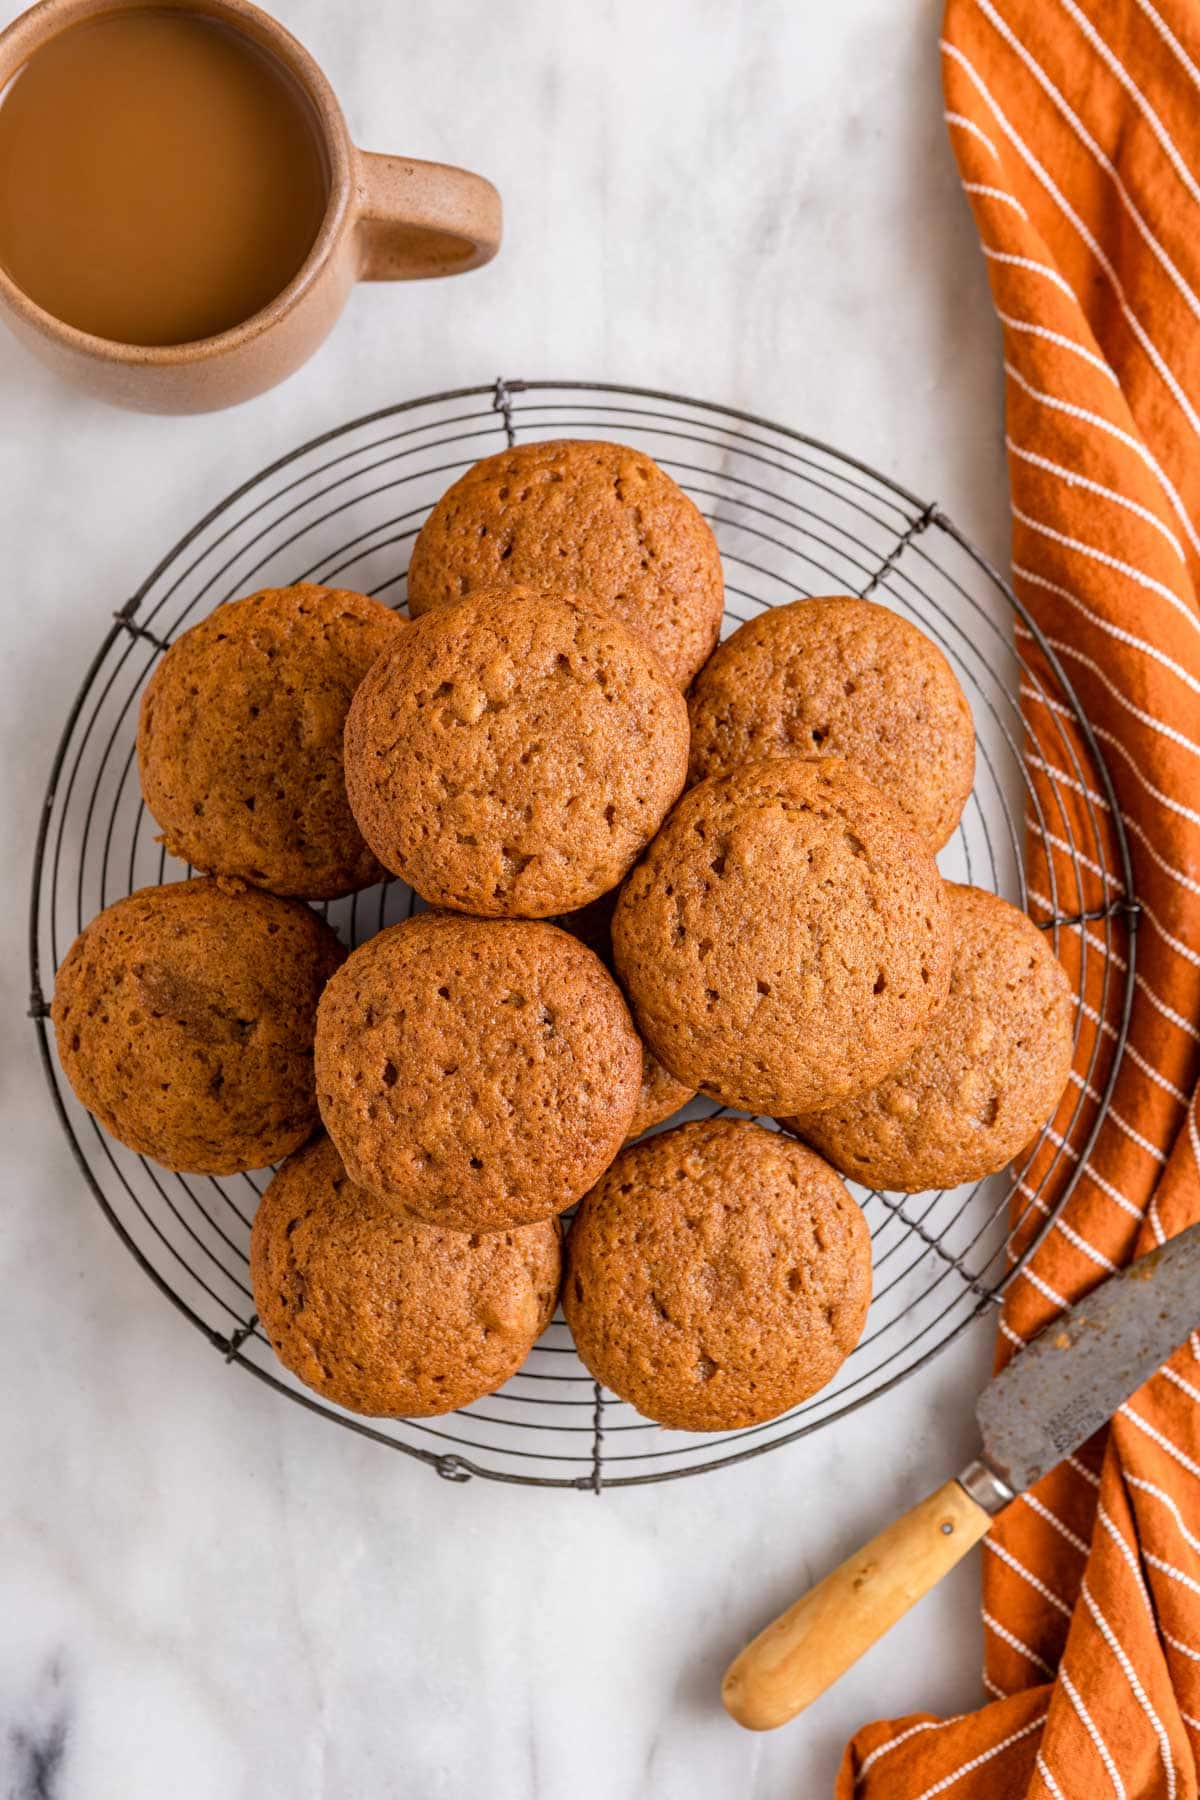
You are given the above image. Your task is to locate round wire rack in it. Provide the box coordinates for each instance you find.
[29,379,1136,1491]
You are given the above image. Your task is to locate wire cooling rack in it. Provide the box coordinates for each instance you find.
[28,379,1137,1491]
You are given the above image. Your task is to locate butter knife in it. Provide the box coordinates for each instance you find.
[722,1221,1200,1730]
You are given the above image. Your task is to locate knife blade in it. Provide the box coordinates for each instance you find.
[723,1224,1200,1731]
[975,1219,1200,1497]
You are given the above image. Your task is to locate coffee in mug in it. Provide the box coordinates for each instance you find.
[0,8,330,345]
[0,0,502,412]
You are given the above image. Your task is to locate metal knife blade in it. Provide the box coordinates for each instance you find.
[975,1221,1200,1496]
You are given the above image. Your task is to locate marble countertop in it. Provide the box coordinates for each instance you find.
[0,2,1012,1794]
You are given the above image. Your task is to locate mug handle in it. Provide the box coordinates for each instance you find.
[355,152,502,280]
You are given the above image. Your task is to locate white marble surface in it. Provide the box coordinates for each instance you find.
[0,2,1012,1794]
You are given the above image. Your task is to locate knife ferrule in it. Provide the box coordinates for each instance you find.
[956,1458,1015,1515]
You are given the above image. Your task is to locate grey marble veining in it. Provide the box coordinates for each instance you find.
[0,1,1009,1794]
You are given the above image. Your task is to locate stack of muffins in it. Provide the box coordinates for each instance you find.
[53,440,1076,1434]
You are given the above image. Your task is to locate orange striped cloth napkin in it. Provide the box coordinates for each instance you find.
[837,3,1200,1795]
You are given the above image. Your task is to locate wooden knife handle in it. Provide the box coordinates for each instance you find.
[721,1479,993,1730]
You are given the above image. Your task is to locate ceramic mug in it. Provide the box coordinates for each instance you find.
[0,0,502,412]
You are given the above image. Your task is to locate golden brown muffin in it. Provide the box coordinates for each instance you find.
[563,1118,871,1431]
[785,885,1075,1190]
[251,1136,561,1417]
[407,438,724,687]
[612,757,952,1117]
[344,588,689,918]
[561,888,695,1138]
[628,1048,695,1140]
[137,583,405,898]
[314,911,642,1231]
[52,877,344,1173]
[687,596,975,850]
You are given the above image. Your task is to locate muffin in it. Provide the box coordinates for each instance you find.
[52,877,344,1173]
[612,757,952,1117]
[251,1136,561,1417]
[687,596,975,850]
[314,911,642,1231]
[564,1118,872,1431]
[407,438,724,687]
[344,588,689,917]
[628,1049,696,1140]
[785,885,1075,1190]
[138,582,405,898]
[562,888,695,1138]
